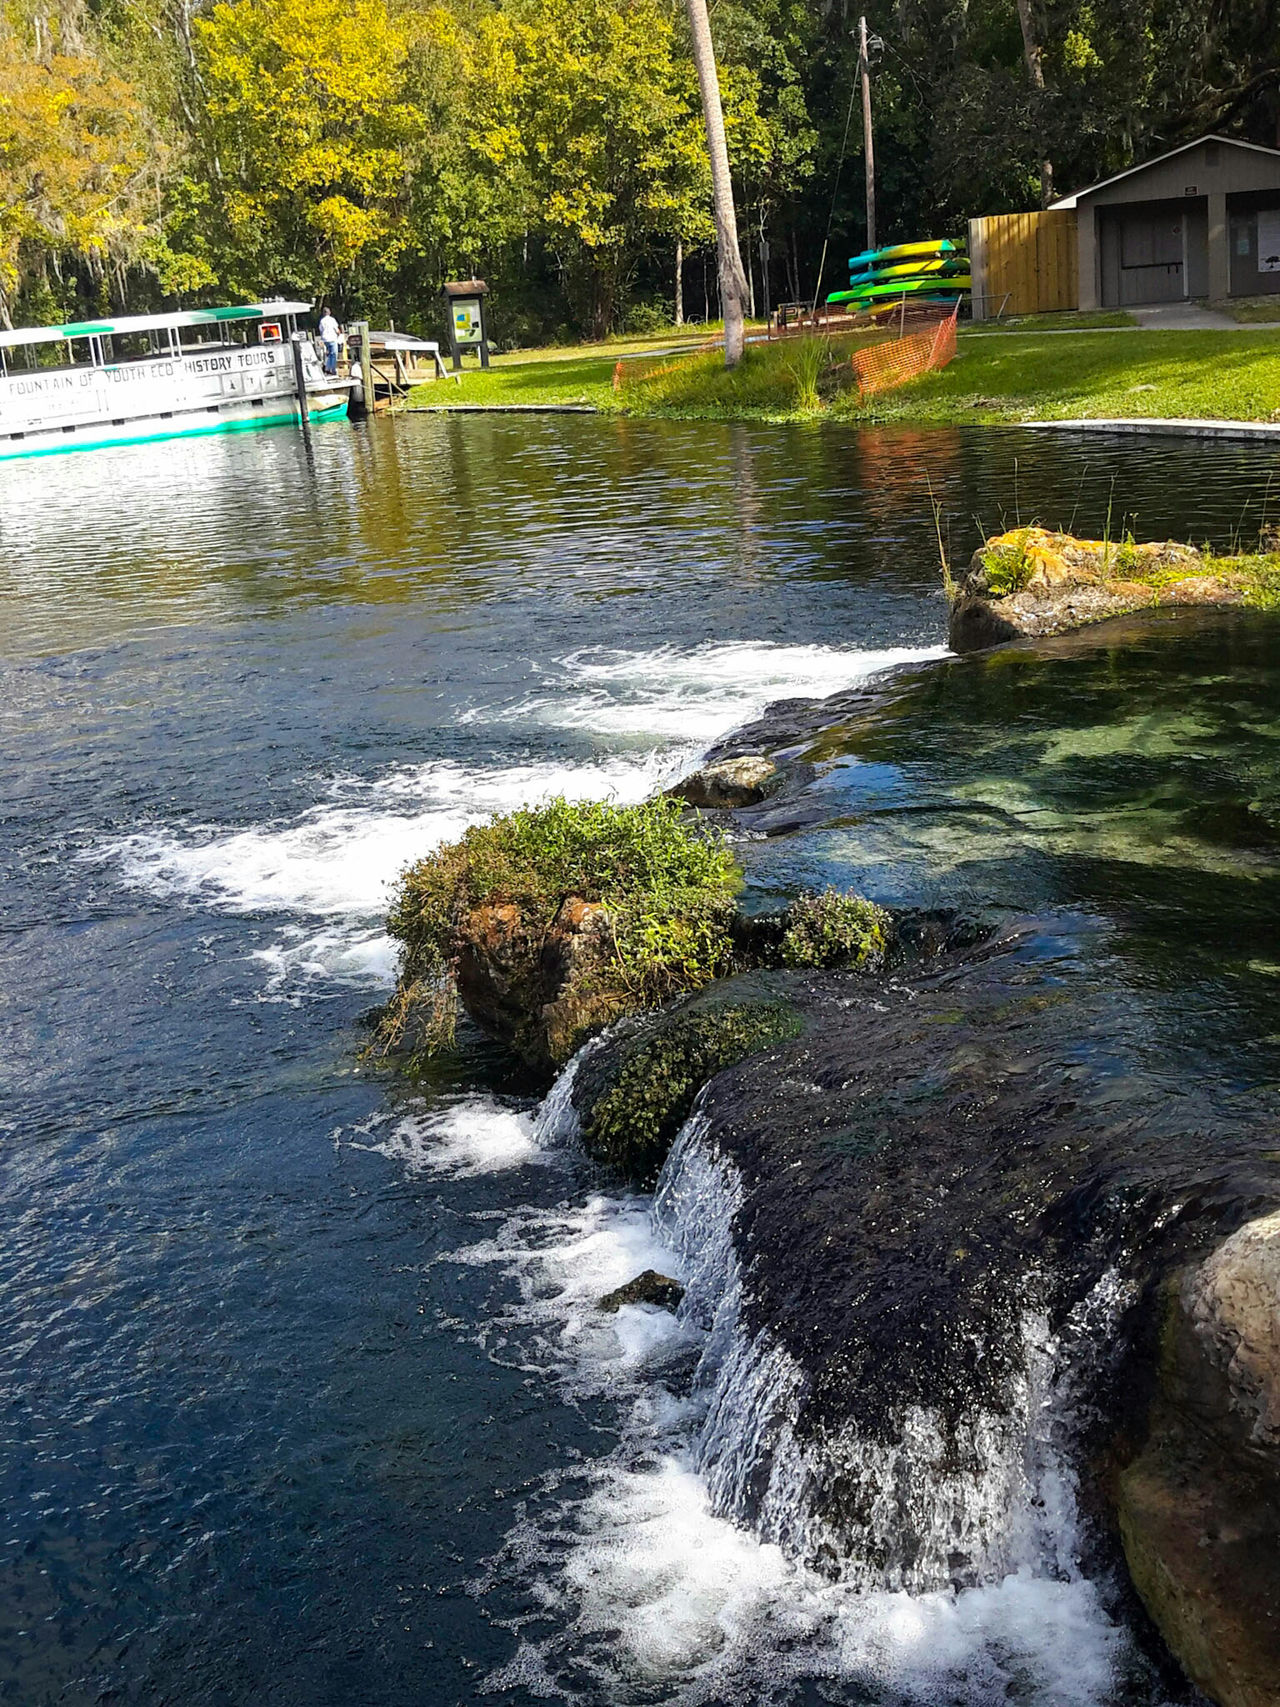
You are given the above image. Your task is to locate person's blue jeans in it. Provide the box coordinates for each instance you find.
[323,340,338,376]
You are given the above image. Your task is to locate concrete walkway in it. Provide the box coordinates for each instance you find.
[1023,417,1280,440]
[1130,302,1240,330]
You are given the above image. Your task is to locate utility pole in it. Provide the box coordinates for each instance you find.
[859,15,876,252]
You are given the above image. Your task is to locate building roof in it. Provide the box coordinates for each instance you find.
[1051,134,1280,209]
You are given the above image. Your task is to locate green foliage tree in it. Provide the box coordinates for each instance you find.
[459,0,739,336]
[4,0,1277,340]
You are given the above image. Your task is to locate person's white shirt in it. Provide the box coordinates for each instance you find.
[318,313,340,343]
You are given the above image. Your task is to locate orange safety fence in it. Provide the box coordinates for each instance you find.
[849,304,958,396]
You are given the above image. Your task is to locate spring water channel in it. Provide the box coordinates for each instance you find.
[4,414,1280,1706]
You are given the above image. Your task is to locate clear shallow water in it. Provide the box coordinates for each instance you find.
[3,413,1280,1705]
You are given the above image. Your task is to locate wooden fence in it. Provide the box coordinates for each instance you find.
[968,211,1078,317]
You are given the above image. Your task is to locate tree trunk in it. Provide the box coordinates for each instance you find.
[1014,0,1053,206]
[675,240,684,324]
[684,0,750,366]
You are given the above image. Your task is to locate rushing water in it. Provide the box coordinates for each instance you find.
[3,412,1280,1706]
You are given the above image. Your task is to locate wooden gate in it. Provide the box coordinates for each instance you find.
[968,211,1078,318]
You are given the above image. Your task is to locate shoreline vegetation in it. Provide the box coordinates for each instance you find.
[408,325,1280,428]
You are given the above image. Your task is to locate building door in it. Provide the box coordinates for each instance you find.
[1115,210,1186,304]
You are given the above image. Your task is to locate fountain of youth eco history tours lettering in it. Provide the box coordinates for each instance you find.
[7,408,1280,1707]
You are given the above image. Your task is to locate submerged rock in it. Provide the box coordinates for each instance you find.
[1119,1213,1280,1707]
[667,756,780,809]
[598,1269,685,1313]
[948,527,1249,653]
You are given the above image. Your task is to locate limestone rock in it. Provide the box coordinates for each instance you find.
[948,528,1245,654]
[667,756,780,809]
[1118,1213,1280,1707]
[598,1269,685,1313]
[1189,1210,1280,1444]
[454,893,624,1071]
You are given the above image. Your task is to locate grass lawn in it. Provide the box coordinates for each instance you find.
[1226,297,1280,324]
[407,327,1280,427]
[965,309,1137,332]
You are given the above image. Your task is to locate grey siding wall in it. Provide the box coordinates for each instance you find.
[1086,140,1280,210]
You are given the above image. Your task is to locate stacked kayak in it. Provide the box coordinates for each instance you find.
[827,238,969,310]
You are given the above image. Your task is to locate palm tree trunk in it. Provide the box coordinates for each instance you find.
[684,0,750,366]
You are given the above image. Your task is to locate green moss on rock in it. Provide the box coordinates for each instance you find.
[373,795,742,1071]
[577,982,805,1182]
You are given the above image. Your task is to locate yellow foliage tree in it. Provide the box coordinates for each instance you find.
[0,28,153,325]
[194,0,434,299]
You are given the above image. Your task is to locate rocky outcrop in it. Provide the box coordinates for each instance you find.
[667,756,781,809]
[454,893,625,1071]
[598,1270,685,1313]
[948,527,1248,653]
[1118,1214,1280,1707]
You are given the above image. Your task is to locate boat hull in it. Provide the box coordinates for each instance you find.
[0,342,349,460]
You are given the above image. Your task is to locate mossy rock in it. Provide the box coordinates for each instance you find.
[572,972,807,1183]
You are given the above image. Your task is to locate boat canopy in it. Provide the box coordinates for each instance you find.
[0,300,312,352]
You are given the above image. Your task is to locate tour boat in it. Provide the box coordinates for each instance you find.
[0,300,350,460]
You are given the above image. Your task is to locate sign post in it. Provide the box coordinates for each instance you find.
[442,279,491,371]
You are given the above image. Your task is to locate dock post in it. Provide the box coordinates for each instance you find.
[349,320,369,418]
[290,333,312,437]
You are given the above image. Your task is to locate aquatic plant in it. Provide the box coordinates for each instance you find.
[778,888,890,970]
[784,336,830,412]
[979,528,1037,597]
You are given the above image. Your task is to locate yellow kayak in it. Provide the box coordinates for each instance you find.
[847,238,964,269]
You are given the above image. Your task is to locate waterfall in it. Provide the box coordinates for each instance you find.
[652,1112,1135,1596]
[532,1026,618,1147]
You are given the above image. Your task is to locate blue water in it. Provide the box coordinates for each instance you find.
[3,413,1279,1705]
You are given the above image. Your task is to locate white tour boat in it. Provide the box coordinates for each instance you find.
[0,300,350,460]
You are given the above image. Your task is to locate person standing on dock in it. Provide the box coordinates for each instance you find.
[317,306,341,376]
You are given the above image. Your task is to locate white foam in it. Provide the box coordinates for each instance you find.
[469,1114,1168,1706]
[250,926,398,997]
[469,642,949,742]
[444,1186,693,1392]
[99,753,673,923]
[490,1451,1138,1707]
[354,1095,543,1177]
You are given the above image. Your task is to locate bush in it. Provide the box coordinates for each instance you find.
[779,889,890,971]
[623,301,672,335]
